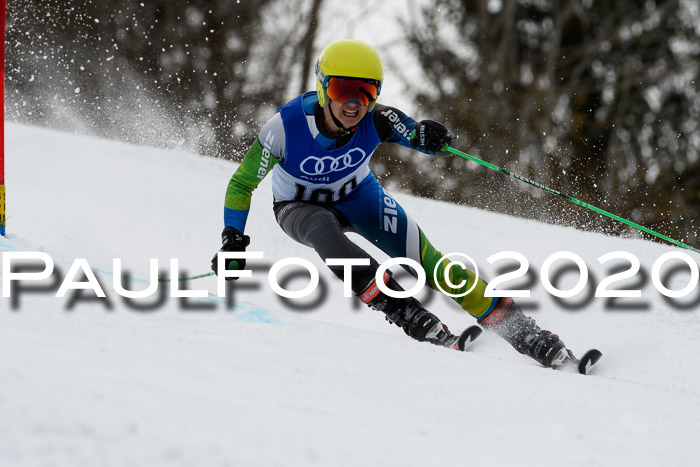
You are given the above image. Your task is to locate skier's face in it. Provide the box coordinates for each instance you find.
[329,99,369,128]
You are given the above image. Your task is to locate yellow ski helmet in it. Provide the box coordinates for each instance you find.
[315,39,383,109]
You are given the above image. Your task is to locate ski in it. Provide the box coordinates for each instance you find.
[555,348,603,375]
[576,349,603,375]
[444,324,600,375]
[455,325,483,351]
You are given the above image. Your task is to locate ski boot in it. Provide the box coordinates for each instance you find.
[478,297,574,368]
[357,272,458,349]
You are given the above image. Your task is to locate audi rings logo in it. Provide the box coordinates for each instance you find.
[300,149,367,176]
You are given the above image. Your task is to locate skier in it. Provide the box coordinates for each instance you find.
[212,39,573,369]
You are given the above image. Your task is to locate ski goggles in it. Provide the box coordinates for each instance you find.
[324,76,381,106]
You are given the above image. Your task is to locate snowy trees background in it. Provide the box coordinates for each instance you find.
[4,0,699,245]
[400,0,700,245]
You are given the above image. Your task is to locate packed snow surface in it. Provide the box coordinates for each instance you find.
[1,123,699,466]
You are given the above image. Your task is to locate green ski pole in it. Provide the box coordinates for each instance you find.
[443,144,699,254]
[158,271,215,283]
[158,259,246,283]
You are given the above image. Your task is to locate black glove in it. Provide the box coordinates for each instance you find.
[211,226,251,280]
[410,120,456,154]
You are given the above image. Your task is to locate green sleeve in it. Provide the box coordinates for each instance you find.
[223,139,279,232]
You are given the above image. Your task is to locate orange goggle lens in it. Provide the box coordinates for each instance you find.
[325,77,379,106]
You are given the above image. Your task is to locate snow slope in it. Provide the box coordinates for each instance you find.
[1,123,699,467]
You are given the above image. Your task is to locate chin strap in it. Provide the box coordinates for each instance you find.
[329,106,355,138]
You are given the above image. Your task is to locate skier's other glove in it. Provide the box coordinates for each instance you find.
[211,226,251,280]
[410,120,456,155]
